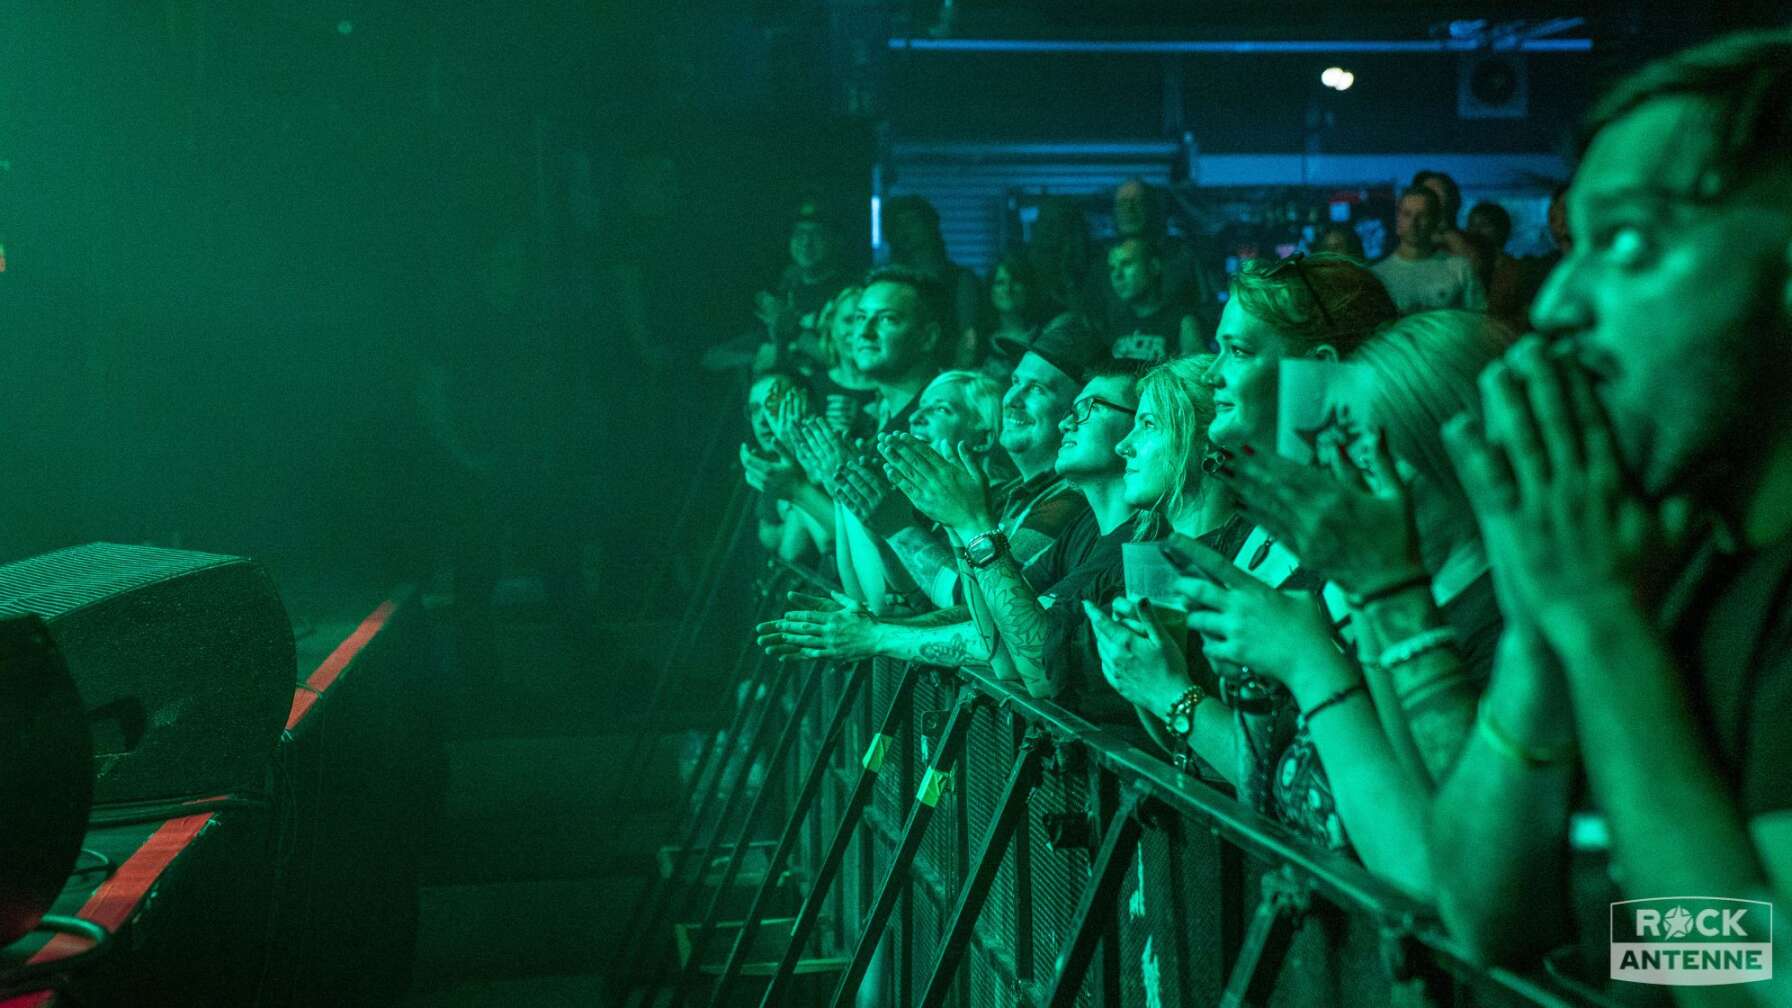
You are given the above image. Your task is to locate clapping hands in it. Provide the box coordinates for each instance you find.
[739,443,804,500]
[876,433,995,536]
[755,590,885,662]
[788,416,848,489]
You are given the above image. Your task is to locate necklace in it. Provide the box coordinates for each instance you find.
[1248,535,1276,571]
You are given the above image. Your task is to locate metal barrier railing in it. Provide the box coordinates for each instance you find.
[629,629,1608,1008]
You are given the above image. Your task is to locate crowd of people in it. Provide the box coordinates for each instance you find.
[726,28,1792,1001]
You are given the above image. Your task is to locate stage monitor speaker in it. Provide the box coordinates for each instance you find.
[0,615,92,947]
[0,544,296,808]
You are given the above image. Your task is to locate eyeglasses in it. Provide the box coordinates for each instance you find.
[1067,396,1137,426]
[1259,253,1338,334]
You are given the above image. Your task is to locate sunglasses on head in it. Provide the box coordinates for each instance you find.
[1256,253,1338,335]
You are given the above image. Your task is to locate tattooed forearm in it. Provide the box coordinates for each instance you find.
[894,605,970,628]
[918,636,972,667]
[1356,593,1478,785]
[880,619,989,667]
[888,526,957,588]
[968,553,1052,694]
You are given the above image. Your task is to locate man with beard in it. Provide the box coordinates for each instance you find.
[758,359,1142,700]
[1430,29,1792,997]
[835,313,1099,609]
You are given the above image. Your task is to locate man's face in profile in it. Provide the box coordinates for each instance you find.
[1531,95,1792,497]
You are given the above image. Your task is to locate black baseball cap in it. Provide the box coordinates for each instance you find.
[1003,312,1107,384]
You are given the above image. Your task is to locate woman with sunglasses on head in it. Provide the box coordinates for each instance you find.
[1180,311,1514,900]
[1089,254,1473,894]
[1211,310,1515,773]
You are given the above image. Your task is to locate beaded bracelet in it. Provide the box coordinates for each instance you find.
[1297,681,1367,731]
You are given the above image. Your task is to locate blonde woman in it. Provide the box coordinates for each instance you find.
[907,370,1013,485]
[806,285,877,433]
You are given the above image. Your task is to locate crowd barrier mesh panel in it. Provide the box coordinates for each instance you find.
[718,625,1599,1008]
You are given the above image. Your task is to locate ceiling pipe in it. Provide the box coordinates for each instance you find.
[888,37,1592,54]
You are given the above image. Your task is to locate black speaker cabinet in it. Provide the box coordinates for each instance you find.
[0,615,91,947]
[0,544,295,807]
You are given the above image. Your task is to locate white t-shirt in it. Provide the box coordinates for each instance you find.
[1371,251,1487,315]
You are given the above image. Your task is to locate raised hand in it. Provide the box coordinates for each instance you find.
[767,392,812,455]
[1084,596,1192,716]
[1442,336,1698,646]
[754,590,885,661]
[877,433,994,536]
[797,418,850,486]
[754,289,793,335]
[1165,542,1345,699]
[740,442,806,500]
[1213,433,1424,595]
[834,458,916,538]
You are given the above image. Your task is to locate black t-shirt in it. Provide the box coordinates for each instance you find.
[1105,299,1193,365]
[1560,533,1792,999]
[1033,513,1151,725]
[1101,235,1221,348]
[775,264,846,335]
[1661,534,1792,818]
[1022,507,1107,591]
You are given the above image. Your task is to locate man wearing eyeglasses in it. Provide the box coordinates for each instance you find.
[757,361,1143,702]
[877,362,1144,698]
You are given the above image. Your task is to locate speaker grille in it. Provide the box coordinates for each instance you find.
[0,543,238,619]
[0,543,295,806]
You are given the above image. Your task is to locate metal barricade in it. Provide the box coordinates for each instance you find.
[641,645,1604,1008]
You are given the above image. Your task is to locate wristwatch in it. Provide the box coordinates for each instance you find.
[960,529,1010,569]
[1163,684,1207,740]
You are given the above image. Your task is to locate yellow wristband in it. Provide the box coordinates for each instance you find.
[1476,703,1575,767]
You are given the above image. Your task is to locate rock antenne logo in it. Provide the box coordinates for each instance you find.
[1611,897,1773,986]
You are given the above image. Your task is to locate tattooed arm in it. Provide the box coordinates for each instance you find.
[956,547,1055,698]
[875,609,990,667]
[1352,585,1482,787]
[886,525,960,598]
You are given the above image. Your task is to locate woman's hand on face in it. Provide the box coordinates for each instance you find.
[1212,434,1423,594]
[877,434,995,536]
[740,442,805,500]
[768,392,809,450]
[1166,543,1343,695]
[1084,597,1191,716]
[754,591,885,661]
